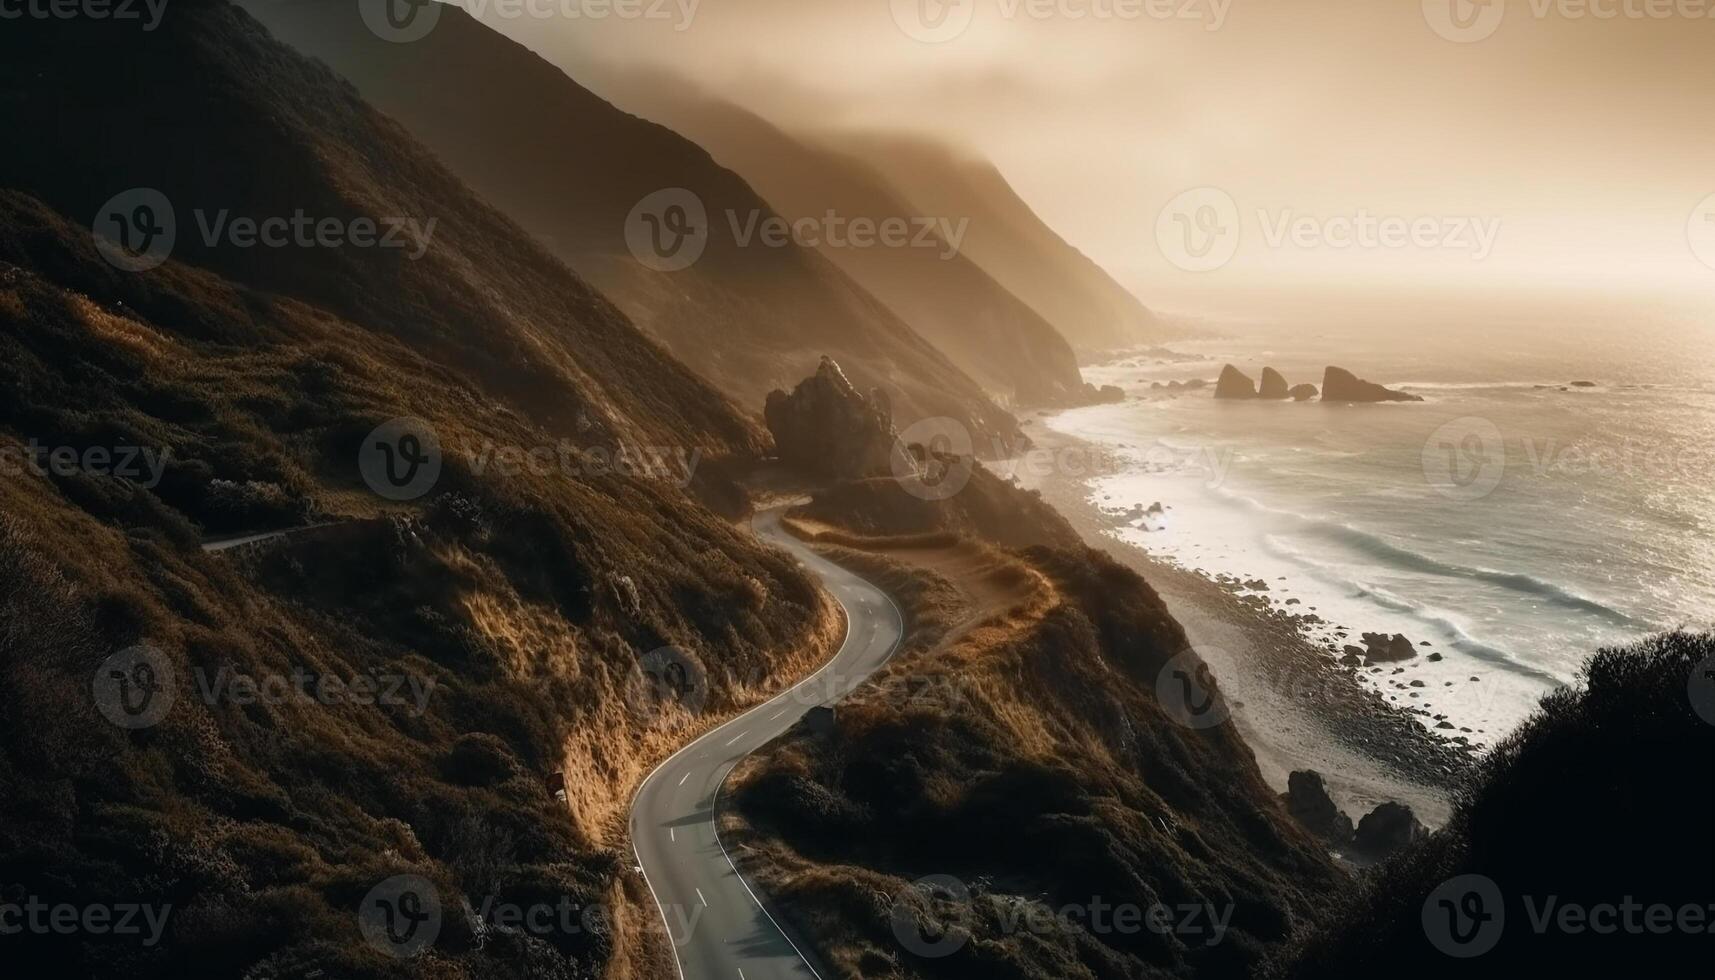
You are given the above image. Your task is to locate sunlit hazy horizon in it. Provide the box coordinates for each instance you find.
[456,0,1715,324]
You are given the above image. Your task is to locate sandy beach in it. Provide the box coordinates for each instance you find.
[1008,419,1468,829]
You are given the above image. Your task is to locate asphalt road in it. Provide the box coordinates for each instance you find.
[629,507,905,980]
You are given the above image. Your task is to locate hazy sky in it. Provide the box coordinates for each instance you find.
[467,0,1715,315]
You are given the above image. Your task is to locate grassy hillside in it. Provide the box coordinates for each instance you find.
[237,0,1022,448]
[0,5,839,976]
[724,497,1343,978]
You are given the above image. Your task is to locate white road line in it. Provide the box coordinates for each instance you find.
[770,710,787,721]
[670,828,676,842]
[696,887,709,908]
[725,730,747,746]
[679,771,691,787]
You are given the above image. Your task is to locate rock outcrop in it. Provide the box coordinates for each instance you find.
[1215,364,1259,399]
[1283,770,1355,846]
[1259,367,1290,399]
[1352,802,1427,856]
[765,356,914,479]
[1361,632,1419,663]
[1289,383,1319,401]
[1321,366,1423,403]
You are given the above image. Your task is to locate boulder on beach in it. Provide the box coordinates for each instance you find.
[1361,632,1418,663]
[1289,383,1319,401]
[1282,770,1355,846]
[1321,366,1423,403]
[1215,364,1259,399]
[1259,367,1290,399]
[1352,801,1427,856]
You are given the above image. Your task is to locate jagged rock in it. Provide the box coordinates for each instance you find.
[1321,366,1423,403]
[1426,652,1443,662]
[1283,770,1355,846]
[1361,632,1418,663]
[1353,802,1427,856]
[1259,367,1290,399]
[1215,364,1258,399]
[1289,383,1319,401]
[1081,382,1126,404]
[765,356,914,479]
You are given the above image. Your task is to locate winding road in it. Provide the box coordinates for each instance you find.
[629,507,905,980]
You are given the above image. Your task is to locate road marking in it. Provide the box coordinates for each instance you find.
[670,828,676,842]
[696,887,709,908]
[769,710,786,721]
[725,730,747,746]
[679,771,691,787]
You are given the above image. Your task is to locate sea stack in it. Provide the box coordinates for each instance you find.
[1215,364,1259,399]
[1259,367,1290,399]
[1289,383,1319,401]
[1321,366,1423,403]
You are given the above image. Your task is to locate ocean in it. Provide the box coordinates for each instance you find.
[1047,296,1715,741]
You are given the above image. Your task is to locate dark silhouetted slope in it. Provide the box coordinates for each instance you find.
[603,75,1093,408]
[0,5,842,976]
[239,0,1021,446]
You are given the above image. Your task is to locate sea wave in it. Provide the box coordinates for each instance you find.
[1210,486,1642,629]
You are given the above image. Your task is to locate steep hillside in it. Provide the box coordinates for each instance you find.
[724,526,1343,979]
[237,0,1021,447]
[602,75,1094,408]
[1268,631,1715,978]
[0,5,838,977]
[842,132,1166,353]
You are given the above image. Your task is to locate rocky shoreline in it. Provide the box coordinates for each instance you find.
[1009,422,1473,823]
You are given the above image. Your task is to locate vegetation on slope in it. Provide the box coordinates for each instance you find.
[0,5,837,976]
